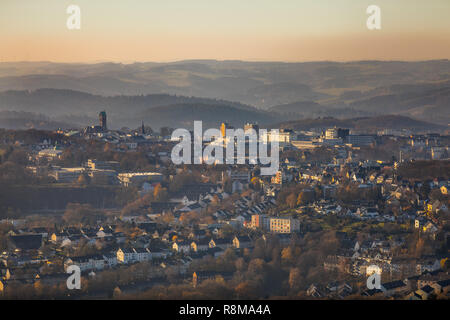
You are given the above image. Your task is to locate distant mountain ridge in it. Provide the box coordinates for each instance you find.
[0,60,447,124]
[0,89,281,130]
[0,110,75,130]
[0,87,443,135]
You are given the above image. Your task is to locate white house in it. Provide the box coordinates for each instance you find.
[172,241,191,254]
[65,255,105,272]
[103,253,118,268]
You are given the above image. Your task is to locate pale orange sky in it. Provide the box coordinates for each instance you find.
[1,0,450,62]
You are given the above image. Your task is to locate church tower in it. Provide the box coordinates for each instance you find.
[99,111,107,131]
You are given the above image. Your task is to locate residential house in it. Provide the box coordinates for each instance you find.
[103,253,118,268]
[116,248,134,264]
[381,280,409,297]
[306,284,323,298]
[172,241,191,254]
[414,285,435,300]
[432,279,450,295]
[190,239,209,252]
[65,255,105,272]
[233,235,252,249]
[116,247,151,264]
[209,238,232,250]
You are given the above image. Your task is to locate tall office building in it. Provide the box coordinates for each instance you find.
[325,128,339,140]
[325,127,349,140]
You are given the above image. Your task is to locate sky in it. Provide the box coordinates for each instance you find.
[1,0,450,62]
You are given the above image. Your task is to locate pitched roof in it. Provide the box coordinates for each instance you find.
[420,285,434,294]
[437,279,450,288]
[9,234,43,250]
[382,280,406,290]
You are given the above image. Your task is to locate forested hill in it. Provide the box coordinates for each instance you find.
[0,89,281,130]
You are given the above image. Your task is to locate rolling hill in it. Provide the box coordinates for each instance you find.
[0,60,448,126]
[0,89,282,130]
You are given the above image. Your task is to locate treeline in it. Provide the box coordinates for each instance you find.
[398,160,450,181]
[0,128,70,145]
[119,231,341,299]
[0,185,125,215]
[55,139,168,172]
[276,182,381,209]
[277,184,320,209]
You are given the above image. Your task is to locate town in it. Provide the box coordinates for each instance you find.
[0,111,449,300]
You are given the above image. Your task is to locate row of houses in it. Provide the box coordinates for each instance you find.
[64,247,171,272]
[172,235,253,254]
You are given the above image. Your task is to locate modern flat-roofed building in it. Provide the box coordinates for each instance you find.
[50,167,85,183]
[251,214,268,230]
[38,148,63,160]
[269,218,300,234]
[86,159,120,171]
[346,135,375,147]
[88,169,118,184]
[325,128,339,139]
[118,172,163,187]
[271,170,284,185]
[291,140,321,150]
[265,129,293,144]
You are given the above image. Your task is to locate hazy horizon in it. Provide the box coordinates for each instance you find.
[1,58,449,65]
